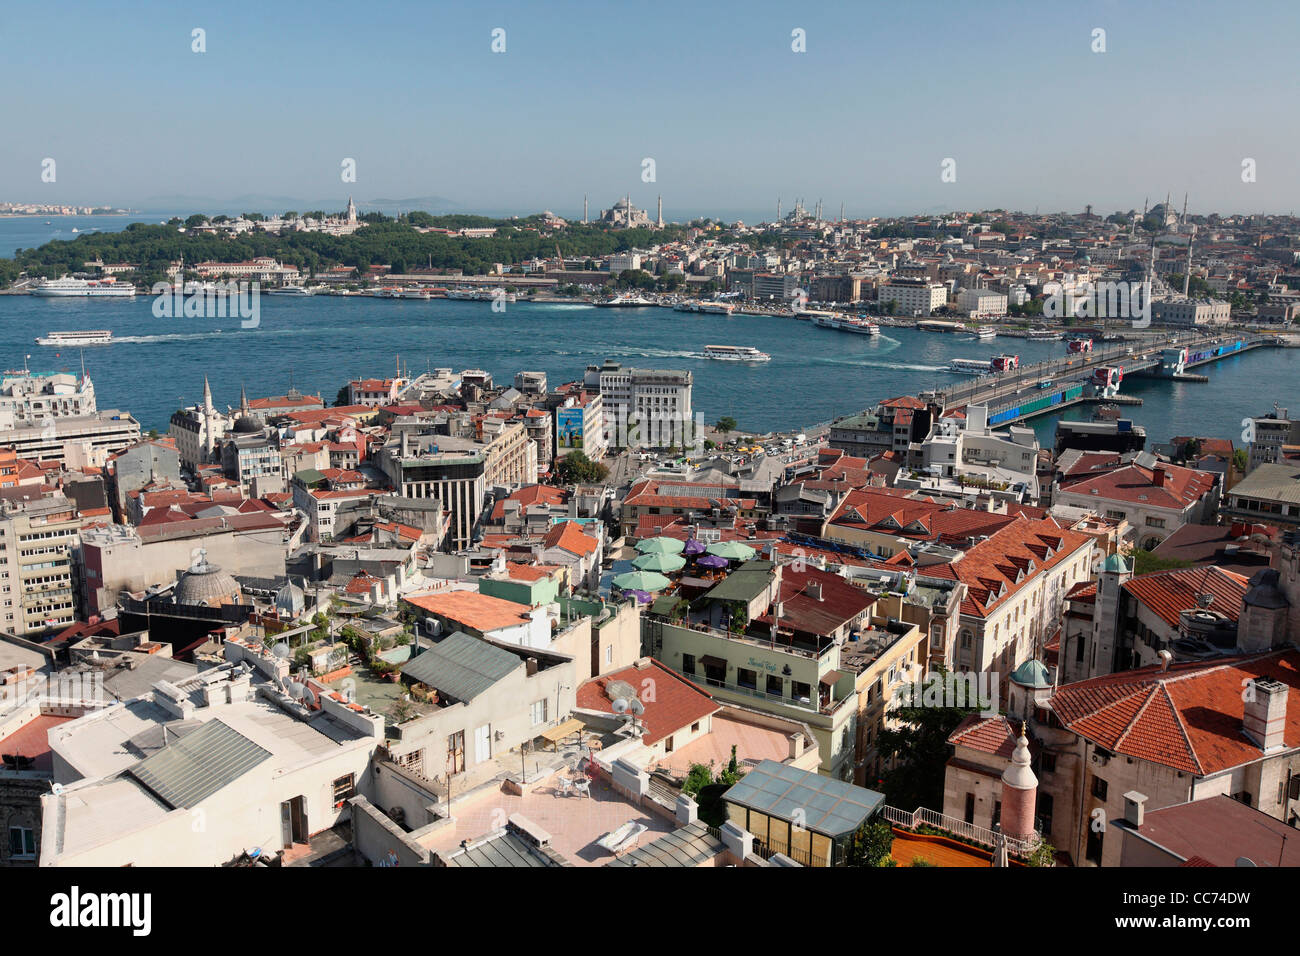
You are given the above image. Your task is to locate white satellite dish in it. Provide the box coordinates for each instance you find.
[301,687,317,708]
[611,697,629,714]
[1235,857,1257,867]
[287,681,305,699]
[629,698,645,715]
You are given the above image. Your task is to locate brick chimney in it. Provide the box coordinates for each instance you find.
[1243,678,1288,752]
[1152,466,1167,488]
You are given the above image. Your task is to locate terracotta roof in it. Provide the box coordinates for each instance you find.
[504,562,563,582]
[543,520,598,557]
[1122,566,1250,628]
[927,517,1094,617]
[752,566,875,636]
[1058,461,1218,511]
[344,570,380,594]
[1050,649,1300,775]
[948,714,1040,759]
[404,590,533,634]
[575,660,717,746]
[826,488,1021,546]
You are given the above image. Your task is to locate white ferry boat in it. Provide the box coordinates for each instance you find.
[703,345,771,362]
[35,329,114,347]
[949,357,992,374]
[1023,328,1061,340]
[596,293,656,307]
[812,314,880,335]
[266,285,314,296]
[973,326,997,339]
[446,288,516,302]
[675,300,736,315]
[32,276,136,297]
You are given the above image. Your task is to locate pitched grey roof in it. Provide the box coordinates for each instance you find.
[442,829,570,867]
[722,760,884,838]
[127,718,271,809]
[401,631,519,702]
[605,821,725,867]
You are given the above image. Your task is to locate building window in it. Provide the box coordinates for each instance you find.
[8,826,35,860]
[605,645,613,665]
[691,722,700,733]
[1145,517,1165,528]
[737,667,758,690]
[766,674,784,697]
[792,681,812,703]
[530,698,548,726]
[1040,753,1056,774]
[325,774,357,807]
[1091,776,1108,801]
[682,653,695,675]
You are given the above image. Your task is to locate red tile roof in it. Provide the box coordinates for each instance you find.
[1058,461,1218,511]
[826,488,1021,546]
[404,590,533,633]
[576,660,717,746]
[1122,566,1249,627]
[752,566,875,636]
[927,518,1094,617]
[1050,649,1300,775]
[948,714,1039,759]
[543,520,598,557]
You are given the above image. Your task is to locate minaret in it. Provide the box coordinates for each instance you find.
[1183,226,1195,297]
[583,194,588,225]
[776,197,781,222]
[998,723,1038,841]
[346,196,357,224]
[657,195,663,229]
[1182,192,1188,227]
[201,376,216,459]
[840,202,844,223]
[239,383,250,416]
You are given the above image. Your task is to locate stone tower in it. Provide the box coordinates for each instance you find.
[998,723,1038,841]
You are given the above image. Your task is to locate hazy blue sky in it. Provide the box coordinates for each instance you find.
[4,0,1297,220]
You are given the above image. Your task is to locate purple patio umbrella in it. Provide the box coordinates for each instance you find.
[696,554,729,569]
[682,538,707,556]
[626,589,653,604]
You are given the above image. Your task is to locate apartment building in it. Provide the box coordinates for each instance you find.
[1220,460,1300,530]
[0,371,96,429]
[919,405,1040,498]
[0,493,81,635]
[1054,458,1219,550]
[0,411,141,469]
[642,562,868,781]
[1247,407,1299,471]
[588,362,693,449]
[956,287,1009,316]
[928,518,1096,687]
[877,277,948,316]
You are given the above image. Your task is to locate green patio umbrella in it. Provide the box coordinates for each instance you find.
[612,570,672,592]
[632,552,686,573]
[705,541,757,561]
[635,536,686,555]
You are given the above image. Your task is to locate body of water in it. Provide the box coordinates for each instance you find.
[0,214,185,258]
[0,294,1295,444]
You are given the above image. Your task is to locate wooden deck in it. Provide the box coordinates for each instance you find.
[889,828,1000,868]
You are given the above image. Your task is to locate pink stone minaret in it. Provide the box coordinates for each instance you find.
[998,723,1038,841]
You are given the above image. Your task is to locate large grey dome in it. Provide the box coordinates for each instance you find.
[176,554,241,607]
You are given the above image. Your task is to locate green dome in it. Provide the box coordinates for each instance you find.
[1102,553,1130,574]
[1010,659,1051,689]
